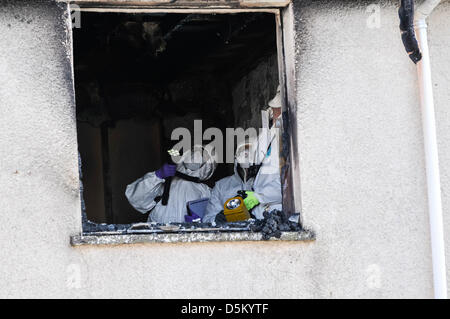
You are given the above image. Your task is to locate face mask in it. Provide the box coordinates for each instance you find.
[184,162,202,171]
[235,144,253,169]
[183,151,205,171]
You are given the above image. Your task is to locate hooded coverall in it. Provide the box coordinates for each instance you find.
[125,148,216,224]
[202,130,282,223]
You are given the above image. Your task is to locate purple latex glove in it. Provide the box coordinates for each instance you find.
[155,163,176,179]
[185,213,201,223]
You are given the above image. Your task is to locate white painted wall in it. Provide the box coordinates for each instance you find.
[429,0,450,294]
[0,0,449,298]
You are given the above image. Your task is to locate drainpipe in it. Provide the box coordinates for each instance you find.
[414,0,447,299]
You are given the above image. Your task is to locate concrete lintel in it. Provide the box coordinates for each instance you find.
[59,0,291,9]
[71,230,315,246]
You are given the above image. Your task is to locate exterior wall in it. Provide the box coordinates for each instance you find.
[0,0,81,297]
[0,0,449,298]
[430,0,450,294]
[291,0,431,298]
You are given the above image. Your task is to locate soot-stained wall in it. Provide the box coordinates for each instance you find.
[231,53,279,129]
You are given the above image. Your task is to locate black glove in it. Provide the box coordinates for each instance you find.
[215,211,227,224]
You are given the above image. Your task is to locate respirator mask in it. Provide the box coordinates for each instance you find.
[183,150,205,172]
[235,143,254,169]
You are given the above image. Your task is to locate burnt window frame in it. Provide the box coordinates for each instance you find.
[65,0,307,244]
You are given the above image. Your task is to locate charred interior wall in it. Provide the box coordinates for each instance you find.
[231,53,279,129]
[76,75,231,224]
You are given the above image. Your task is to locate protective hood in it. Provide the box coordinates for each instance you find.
[268,85,282,109]
[233,142,261,183]
[176,145,217,181]
[234,137,268,170]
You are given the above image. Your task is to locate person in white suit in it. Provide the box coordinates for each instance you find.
[203,86,283,223]
[125,146,216,224]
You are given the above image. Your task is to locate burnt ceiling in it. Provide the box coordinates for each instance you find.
[73,12,277,84]
[73,12,277,126]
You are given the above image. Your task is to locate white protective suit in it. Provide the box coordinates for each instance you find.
[203,139,282,223]
[203,86,283,223]
[125,147,216,224]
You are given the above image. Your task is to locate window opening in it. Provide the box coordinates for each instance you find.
[74,10,302,240]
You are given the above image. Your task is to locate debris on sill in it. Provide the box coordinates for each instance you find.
[250,210,302,240]
[81,210,303,241]
[82,219,253,236]
[82,219,131,234]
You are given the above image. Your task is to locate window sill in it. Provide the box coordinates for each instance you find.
[70,229,315,246]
